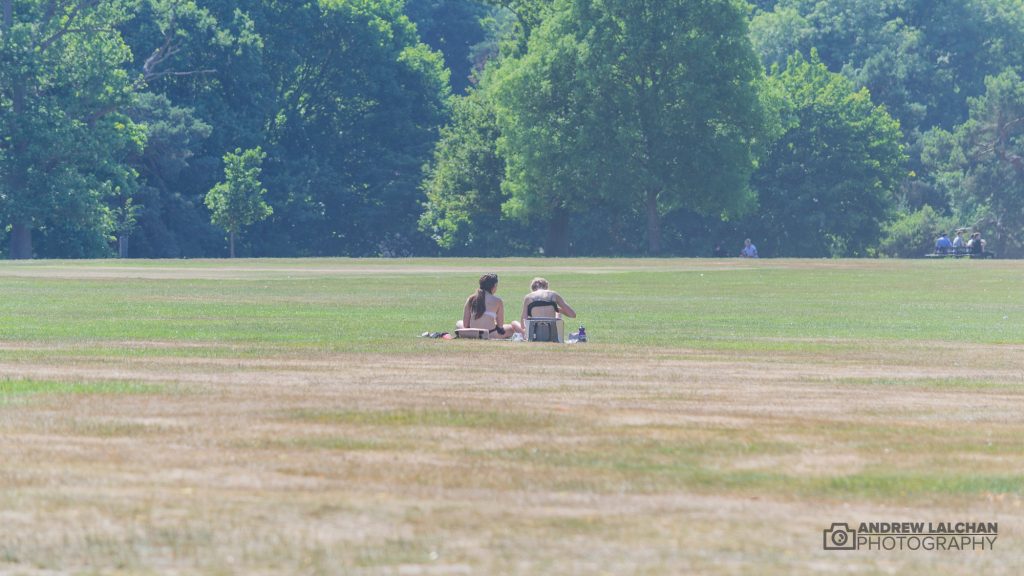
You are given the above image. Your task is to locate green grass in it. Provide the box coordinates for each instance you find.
[286,407,568,430]
[257,436,402,451]
[0,258,1021,349]
[0,258,1021,575]
[470,431,1024,498]
[0,378,164,398]
[829,376,1024,391]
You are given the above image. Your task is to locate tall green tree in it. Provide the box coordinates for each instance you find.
[120,0,453,258]
[123,92,215,257]
[928,69,1024,257]
[492,0,766,254]
[421,87,521,254]
[749,52,905,257]
[119,0,267,257]
[247,0,450,257]
[751,0,1024,134]
[0,0,144,259]
[205,147,272,258]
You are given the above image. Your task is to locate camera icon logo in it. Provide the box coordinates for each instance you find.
[823,523,857,550]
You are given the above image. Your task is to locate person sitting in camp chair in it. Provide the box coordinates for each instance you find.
[455,273,522,339]
[520,277,576,342]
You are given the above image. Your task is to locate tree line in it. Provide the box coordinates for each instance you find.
[1,0,1022,259]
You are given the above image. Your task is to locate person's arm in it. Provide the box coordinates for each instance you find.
[555,293,576,318]
[495,300,506,334]
[521,296,530,327]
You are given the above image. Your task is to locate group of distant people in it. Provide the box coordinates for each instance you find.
[722,231,991,258]
[935,229,988,256]
[456,274,576,339]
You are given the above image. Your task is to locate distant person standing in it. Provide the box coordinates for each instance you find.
[740,238,758,258]
[952,229,966,250]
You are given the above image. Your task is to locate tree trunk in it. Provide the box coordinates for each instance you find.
[646,188,662,255]
[229,231,236,258]
[545,208,570,257]
[10,222,32,260]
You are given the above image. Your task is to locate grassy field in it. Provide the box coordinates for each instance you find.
[0,258,1022,575]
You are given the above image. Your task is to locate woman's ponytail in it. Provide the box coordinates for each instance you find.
[473,288,487,319]
[473,273,499,320]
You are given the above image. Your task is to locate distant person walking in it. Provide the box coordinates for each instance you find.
[740,238,758,258]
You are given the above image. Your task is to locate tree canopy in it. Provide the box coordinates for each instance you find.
[751,52,906,257]
[1,0,1022,258]
[490,0,766,255]
[0,0,142,258]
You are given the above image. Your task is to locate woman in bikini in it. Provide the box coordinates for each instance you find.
[456,273,523,339]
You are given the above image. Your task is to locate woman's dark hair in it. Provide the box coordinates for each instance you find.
[472,273,499,319]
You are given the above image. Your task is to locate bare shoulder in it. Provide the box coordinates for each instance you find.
[530,289,556,300]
